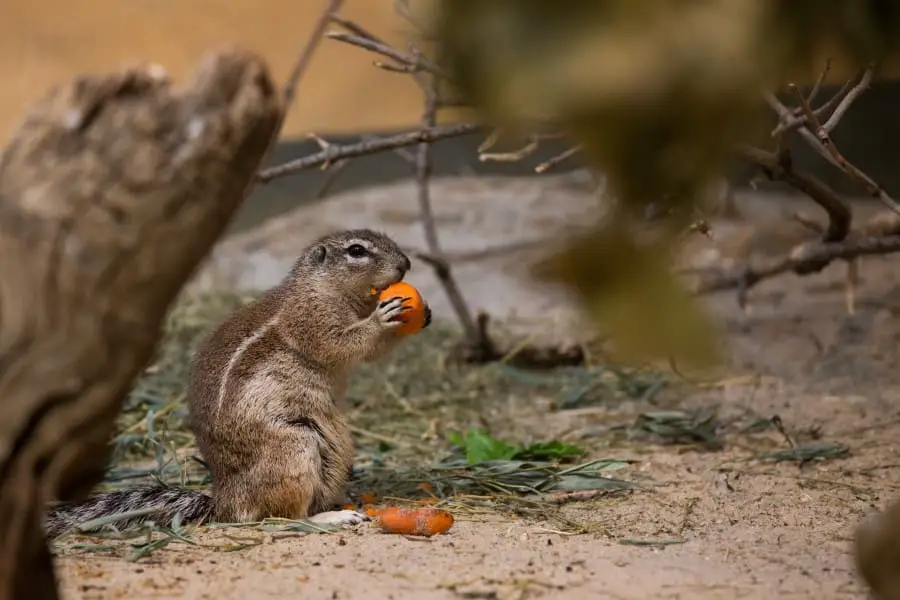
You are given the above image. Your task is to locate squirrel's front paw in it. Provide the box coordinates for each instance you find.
[375,295,412,330]
[422,302,432,329]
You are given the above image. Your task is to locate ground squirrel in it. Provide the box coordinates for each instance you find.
[45,228,430,536]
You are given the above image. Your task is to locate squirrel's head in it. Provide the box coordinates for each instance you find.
[297,228,411,298]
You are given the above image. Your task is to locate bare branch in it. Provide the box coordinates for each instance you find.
[329,14,423,80]
[765,92,839,165]
[768,62,859,137]
[536,145,583,174]
[326,31,448,79]
[413,78,495,359]
[737,144,850,244]
[311,159,350,199]
[788,82,820,134]
[812,78,852,119]
[327,15,465,106]
[282,0,346,123]
[478,129,503,153]
[256,123,482,183]
[806,58,831,105]
[477,131,570,166]
[329,14,382,43]
[479,140,540,163]
[808,109,900,216]
[693,234,900,296]
[763,70,900,217]
[254,0,345,194]
[821,66,874,132]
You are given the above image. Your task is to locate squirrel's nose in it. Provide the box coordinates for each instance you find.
[399,255,411,274]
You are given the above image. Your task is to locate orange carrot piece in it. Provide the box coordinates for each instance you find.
[374,507,454,537]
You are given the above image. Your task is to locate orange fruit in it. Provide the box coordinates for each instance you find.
[376,281,427,335]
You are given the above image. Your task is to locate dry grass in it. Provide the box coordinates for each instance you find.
[67,292,657,548]
[58,290,857,566]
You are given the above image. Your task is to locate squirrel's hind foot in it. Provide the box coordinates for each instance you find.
[308,509,370,527]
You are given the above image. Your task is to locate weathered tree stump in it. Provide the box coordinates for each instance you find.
[0,47,282,599]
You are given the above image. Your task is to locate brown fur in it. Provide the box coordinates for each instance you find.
[189,228,415,522]
[45,228,423,536]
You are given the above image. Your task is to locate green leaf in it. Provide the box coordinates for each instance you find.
[448,430,593,465]
[446,430,466,448]
[465,430,520,464]
[514,440,586,462]
[548,474,634,492]
[449,429,519,464]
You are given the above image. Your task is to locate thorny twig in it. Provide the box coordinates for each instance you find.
[262,10,580,186]
[737,145,850,245]
[822,68,873,132]
[282,0,347,117]
[250,0,346,196]
[251,6,499,355]
[329,13,578,173]
[723,61,894,313]
[325,31,449,81]
[805,57,831,106]
[476,130,582,175]
[395,4,499,360]
[536,145,584,174]
[693,234,900,296]
[257,7,587,366]
[264,14,900,349]
[477,132,565,163]
[769,60,852,136]
[764,64,900,217]
[256,123,482,182]
[414,77,496,359]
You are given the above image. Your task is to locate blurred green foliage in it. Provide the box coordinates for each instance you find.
[430,0,900,368]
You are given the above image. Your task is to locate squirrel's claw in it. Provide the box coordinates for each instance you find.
[422,303,432,329]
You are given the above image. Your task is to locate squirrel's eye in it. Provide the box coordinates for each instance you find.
[346,244,369,258]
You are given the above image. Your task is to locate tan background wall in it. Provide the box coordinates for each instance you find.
[0,0,428,140]
[2,1,899,141]
[4,1,900,236]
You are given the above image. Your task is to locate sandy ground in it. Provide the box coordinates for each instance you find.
[56,173,900,599]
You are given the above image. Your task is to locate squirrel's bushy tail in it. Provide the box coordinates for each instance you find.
[45,485,214,538]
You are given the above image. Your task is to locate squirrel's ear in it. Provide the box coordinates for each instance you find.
[311,245,327,265]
